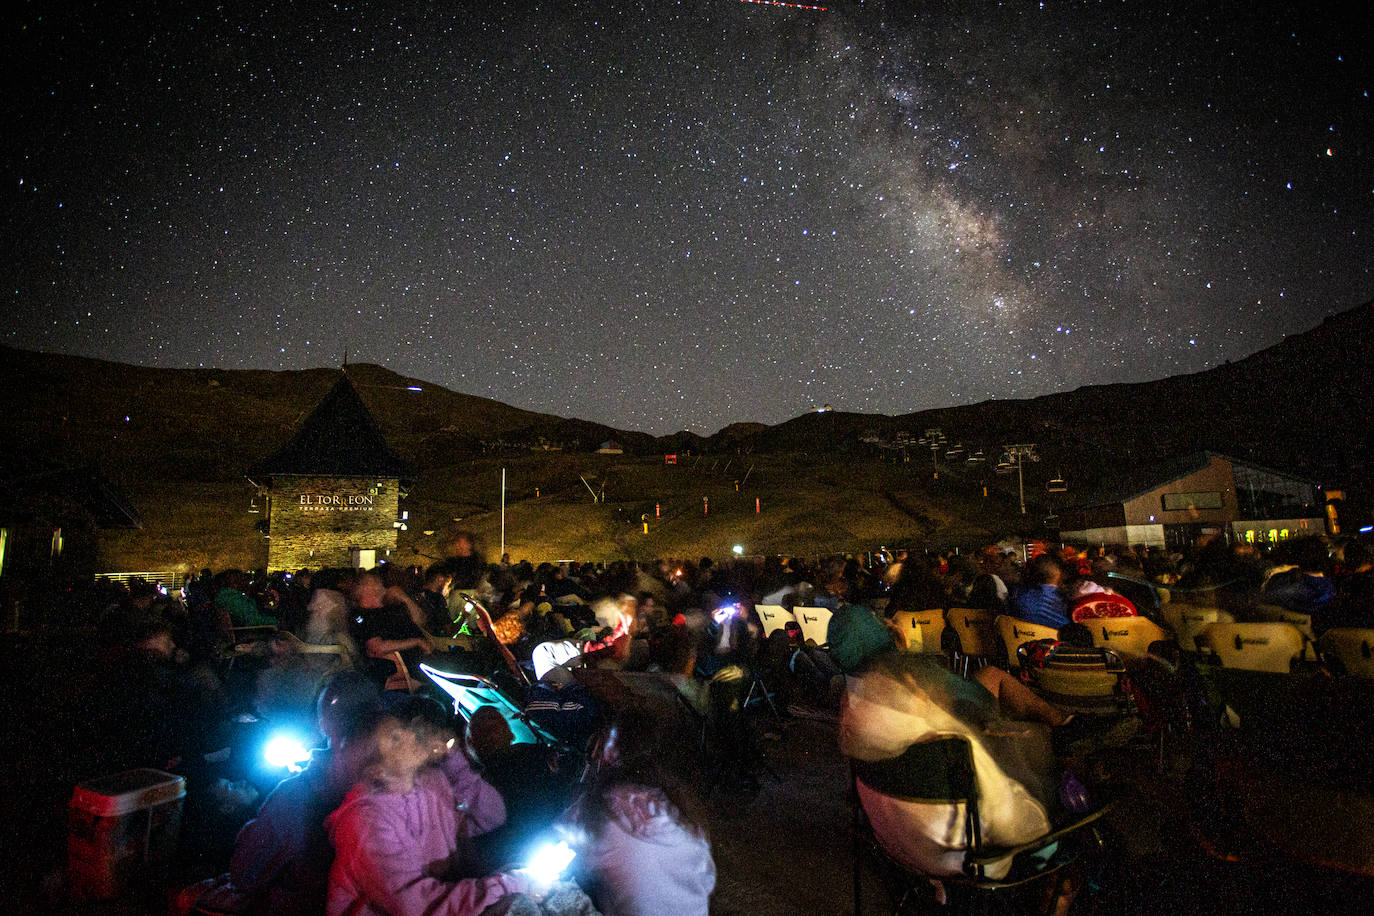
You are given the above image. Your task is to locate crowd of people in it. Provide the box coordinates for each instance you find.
[61,528,1374,914]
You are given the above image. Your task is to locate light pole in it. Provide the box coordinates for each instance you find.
[1001,443,1039,515]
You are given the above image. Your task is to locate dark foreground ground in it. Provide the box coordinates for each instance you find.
[2,634,1369,915]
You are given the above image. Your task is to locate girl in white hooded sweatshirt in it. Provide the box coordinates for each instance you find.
[562,710,716,916]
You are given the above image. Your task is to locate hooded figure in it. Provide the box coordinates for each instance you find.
[840,654,1055,880]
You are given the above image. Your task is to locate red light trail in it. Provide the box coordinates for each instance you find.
[738,0,829,11]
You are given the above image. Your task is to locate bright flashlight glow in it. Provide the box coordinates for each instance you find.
[526,841,575,885]
[264,734,312,771]
[732,544,744,555]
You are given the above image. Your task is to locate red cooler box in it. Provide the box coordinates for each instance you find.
[68,768,185,899]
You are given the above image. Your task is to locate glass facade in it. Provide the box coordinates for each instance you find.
[1232,464,1317,520]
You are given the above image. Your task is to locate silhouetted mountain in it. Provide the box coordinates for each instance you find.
[2,299,1370,567]
[717,299,1374,499]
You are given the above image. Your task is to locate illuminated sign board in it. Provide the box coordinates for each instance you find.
[298,493,377,512]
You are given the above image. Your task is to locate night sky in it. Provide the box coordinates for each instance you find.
[7,1,1371,435]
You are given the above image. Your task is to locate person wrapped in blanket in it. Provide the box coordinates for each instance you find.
[835,605,1072,888]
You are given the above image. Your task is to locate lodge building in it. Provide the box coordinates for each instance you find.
[1058,452,1326,551]
[253,374,414,571]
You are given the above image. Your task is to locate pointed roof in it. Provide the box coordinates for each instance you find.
[254,374,414,479]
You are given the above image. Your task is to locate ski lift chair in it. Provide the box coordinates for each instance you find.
[945,608,999,678]
[850,736,1113,915]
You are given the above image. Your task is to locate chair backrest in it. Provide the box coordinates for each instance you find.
[851,736,977,805]
[229,624,277,646]
[1316,628,1374,678]
[383,651,416,693]
[1030,645,1126,715]
[278,630,345,656]
[793,606,834,647]
[994,615,1059,668]
[1249,604,1316,639]
[420,627,477,652]
[418,663,557,746]
[890,610,946,655]
[1165,606,1235,651]
[754,604,797,639]
[945,608,998,658]
[1090,617,1170,659]
[1196,622,1304,673]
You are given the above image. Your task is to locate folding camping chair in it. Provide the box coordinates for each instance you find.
[277,630,347,658]
[384,651,420,694]
[753,604,797,639]
[419,663,561,748]
[420,626,477,653]
[793,606,834,647]
[851,736,1112,915]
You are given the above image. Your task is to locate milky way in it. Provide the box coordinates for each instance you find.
[6,1,1371,434]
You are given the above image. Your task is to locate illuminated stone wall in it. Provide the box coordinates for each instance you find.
[266,476,400,571]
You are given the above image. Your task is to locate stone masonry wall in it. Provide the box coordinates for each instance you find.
[266,475,400,571]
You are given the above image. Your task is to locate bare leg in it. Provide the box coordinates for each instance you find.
[974,666,1071,726]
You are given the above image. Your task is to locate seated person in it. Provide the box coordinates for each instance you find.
[189,672,384,916]
[325,701,531,916]
[1008,554,1071,630]
[1264,536,1336,617]
[416,564,456,634]
[561,709,716,916]
[466,705,577,871]
[841,649,1071,885]
[349,572,432,687]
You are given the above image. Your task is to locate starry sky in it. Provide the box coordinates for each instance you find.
[6,0,1371,435]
